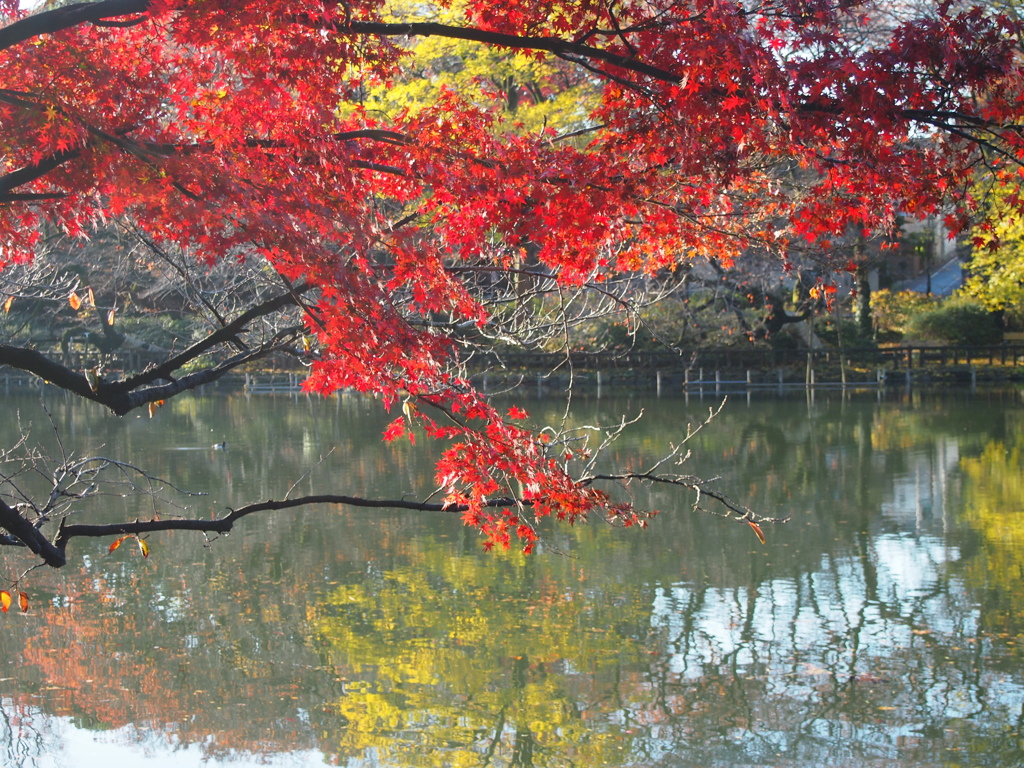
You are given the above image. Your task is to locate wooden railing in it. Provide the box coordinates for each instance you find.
[6,345,1023,395]
[478,345,1024,373]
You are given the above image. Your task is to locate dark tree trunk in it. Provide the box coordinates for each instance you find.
[762,294,810,337]
[854,263,872,337]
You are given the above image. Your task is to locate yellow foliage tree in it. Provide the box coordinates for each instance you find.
[963,177,1024,324]
[357,0,600,134]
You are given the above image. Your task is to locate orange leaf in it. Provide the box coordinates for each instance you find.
[138,538,149,558]
[2,295,12,313]
[86,287,95,306]
[0,591,10,613]
[748,520,766,545]
[18,592,27,613]
[68,291,82,311]
[107,308,116,326]
[147,399,165,419]
[85,367,100,393]
[108,535,130,554]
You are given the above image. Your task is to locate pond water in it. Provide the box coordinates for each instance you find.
[0,386,1023,767]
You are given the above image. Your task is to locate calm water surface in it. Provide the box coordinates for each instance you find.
[0,386,1022,767]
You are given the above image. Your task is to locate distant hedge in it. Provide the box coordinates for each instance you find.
[905,298,1003,345]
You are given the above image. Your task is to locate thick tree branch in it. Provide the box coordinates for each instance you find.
[45,477,784,564]
[0,282,313,415]
[118,281,314,391]
[2,3,679,82]
[335,20,682,83]
[0,0,150,51]
[0,342,271,414]
[0,499,65,567]
[50,493,522,558]
[0,147,80,204]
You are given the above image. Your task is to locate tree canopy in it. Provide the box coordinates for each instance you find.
[964,176,1024,321]
[1,0,1023,568]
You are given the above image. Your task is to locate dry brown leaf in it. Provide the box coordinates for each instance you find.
[748,520,766,545]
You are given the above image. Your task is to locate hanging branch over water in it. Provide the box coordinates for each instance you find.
[0,281,315,416]
[0,402,785,571]
[4,0,1008,568]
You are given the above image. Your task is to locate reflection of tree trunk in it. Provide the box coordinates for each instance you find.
[856,410,871,509]
[511,725,535,767]
[512,654,529,688]
[481,703,508,767]
[490,655,534,767]
[836,300,846,386]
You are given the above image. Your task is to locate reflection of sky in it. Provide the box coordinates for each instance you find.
[647,527,1024,762]
[651,534,970,673]
[1,703,328,768]
[879,439,960,531]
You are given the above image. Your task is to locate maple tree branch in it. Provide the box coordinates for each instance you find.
[554,399,790,527]
[0,282,312,415]
[0,433,205,566]
[3,5,680,84]
[332,20,682,83]
[909,115,1024,167]
[0,395,777,569]
[90,15,148,28]
[151,129,412,156]
[0,147,80,204]
[276,272,326,333]
[0,0,150,51]
[798,100,1024,160]
[118,282,314,390]
[580,469,787,524]
[0,499,66,567]
[47,493,532,560]
[0,343,267,414]
[125,224,234,329]
[553,50,657,97]
[46,473,783,561]
[594,0,639,58]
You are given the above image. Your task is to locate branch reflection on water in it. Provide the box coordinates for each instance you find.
[0,389,1021,767]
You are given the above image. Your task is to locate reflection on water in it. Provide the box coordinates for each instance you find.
[0,387,1023,766]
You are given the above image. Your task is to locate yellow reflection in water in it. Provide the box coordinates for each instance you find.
[960,415,1024,638]
[313,547,648,767]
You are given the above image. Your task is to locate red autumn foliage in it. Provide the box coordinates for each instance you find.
[2,0,1022,551]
